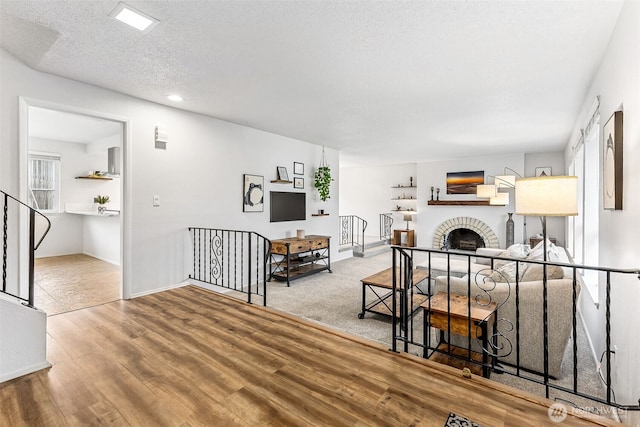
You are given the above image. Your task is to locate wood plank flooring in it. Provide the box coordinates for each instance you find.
[0,285,621,426]
[34,254,120,315]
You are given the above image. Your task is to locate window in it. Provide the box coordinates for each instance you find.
[28,152,61,213]
[568,99,600,304]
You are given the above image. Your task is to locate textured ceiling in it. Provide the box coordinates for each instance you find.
[0,0,624,166]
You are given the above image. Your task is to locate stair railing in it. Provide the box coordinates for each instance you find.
[1,189,51,307]
[188,227,271,306]
[339,215,367,253]
[379,213,393,242]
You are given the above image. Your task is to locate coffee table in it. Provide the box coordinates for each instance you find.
[358,267,429,320]
[421,292,497,378]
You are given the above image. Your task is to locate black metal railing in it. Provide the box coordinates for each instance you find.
[380,213,393,242]
[391,245,640,414]
[188,227,271,305]
[1,189,51,307]
[339,215,367,253]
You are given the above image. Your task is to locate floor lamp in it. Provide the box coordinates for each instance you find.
[515,176,578,260]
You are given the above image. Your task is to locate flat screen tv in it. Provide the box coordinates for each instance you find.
[270,191,306,222]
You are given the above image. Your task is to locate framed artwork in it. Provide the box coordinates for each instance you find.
[243,174,264,212]
[277,166,289,181]
[293,177,304,189]
[535,167,552,177]
[446,170,484,194]
[603,111,623,210]
[293,162,304,175]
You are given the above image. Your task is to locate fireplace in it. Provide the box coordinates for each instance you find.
[432,216,499,249]
[443,228,485,251]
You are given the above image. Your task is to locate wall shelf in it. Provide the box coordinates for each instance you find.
[427,200,503,206]
[311,213,330,216]
[271,179,292,184]
[76,176,113,180]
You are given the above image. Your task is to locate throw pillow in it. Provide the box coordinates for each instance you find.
[527,239,560,262]
[521,264,564,282]
[494,243,531,268]
[487,261,526,283]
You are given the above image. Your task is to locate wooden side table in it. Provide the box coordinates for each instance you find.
[393,229,415,247]
[529,237,556,248]
[421,292,497,378]
[359,267,429,319]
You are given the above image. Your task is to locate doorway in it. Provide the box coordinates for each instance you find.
[20,100,127,315]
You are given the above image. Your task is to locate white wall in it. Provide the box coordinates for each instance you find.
[565,0,640,408]
[339,163,417,237]
[0,48,339,298]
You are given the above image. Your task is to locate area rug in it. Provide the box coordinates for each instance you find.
[444,412,483,427]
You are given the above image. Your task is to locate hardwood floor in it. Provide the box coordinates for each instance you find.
[0,286,621,426]
[34,254,120,315]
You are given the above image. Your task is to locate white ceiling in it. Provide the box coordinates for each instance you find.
[29,107,122,144]
[0,1,624,166]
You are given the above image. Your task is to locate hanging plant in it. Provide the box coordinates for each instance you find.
[314,147,333,202]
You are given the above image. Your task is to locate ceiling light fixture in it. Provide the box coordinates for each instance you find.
[167,95,184,102]
[109,2,159,33]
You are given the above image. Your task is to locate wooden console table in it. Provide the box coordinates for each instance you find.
[421,292,497,378]
[270,235,331,286]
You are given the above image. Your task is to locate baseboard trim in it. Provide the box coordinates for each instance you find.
[129,281,188,299]
[0,361,51,383]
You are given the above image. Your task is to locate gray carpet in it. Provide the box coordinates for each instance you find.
[266,250,623,422]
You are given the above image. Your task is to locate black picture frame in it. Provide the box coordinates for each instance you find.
[277,166,289,181]
[294,162,304,175]
[603,111,623,210]
[294,177,304,189]
[243,174,264,212]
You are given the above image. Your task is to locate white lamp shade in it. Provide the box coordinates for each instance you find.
[489,192,509,205]
[515,176,578,216]
[477,184,497,198]
[495,175,516,188]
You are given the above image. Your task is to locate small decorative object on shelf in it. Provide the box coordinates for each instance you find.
[430,186,434,201]
[94,195,109,214]
[410,176,413,187]
[436,188,440,201]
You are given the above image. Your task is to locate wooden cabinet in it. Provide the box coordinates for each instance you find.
[393,229,415,247]
[270,235,331,286]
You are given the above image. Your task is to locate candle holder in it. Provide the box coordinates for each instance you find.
[436,188,440,201]
[430,186,434,201]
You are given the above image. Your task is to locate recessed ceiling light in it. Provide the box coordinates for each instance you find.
[109,2,159,33]
[167,95,184,102]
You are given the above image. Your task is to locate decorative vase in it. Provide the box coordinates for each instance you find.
[98,204,106,215]
[506,213,514,247]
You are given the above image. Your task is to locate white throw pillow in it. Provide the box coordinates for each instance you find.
[495,243,531,268]
[521,264,564,281]
[528,239,560,262]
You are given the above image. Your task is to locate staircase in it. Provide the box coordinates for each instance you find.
[1,189,51,383]
[353,238,391,258]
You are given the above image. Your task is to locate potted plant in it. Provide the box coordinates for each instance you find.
[314,147,333,202]
[94,195,110,214]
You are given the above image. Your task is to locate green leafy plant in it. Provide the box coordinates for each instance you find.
[94,195,110,204]
[314,166,333,202]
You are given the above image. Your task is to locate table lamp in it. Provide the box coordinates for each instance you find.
[515,176,578,260]
[403,214,413,230]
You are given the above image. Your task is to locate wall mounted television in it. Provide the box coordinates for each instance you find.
[270,191,306,222]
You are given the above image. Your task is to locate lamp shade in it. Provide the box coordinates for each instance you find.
[515,176,578,216]
[403,214,413,222]
[477,184,497,198]
[489,192,509,205]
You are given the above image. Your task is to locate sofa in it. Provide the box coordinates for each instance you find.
[420,241,580,378]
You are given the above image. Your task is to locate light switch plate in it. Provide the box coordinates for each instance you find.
[153,195,160,206]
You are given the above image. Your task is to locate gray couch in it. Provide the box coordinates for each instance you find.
[424,244,580,378]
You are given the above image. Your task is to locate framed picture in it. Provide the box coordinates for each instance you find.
[243,174,264,212]
[277,166,289,181]
[294,177,304,189]
[293,162,304,175]
[535,167,552,177]
[446,170,484,194]
[603,111,623,210]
